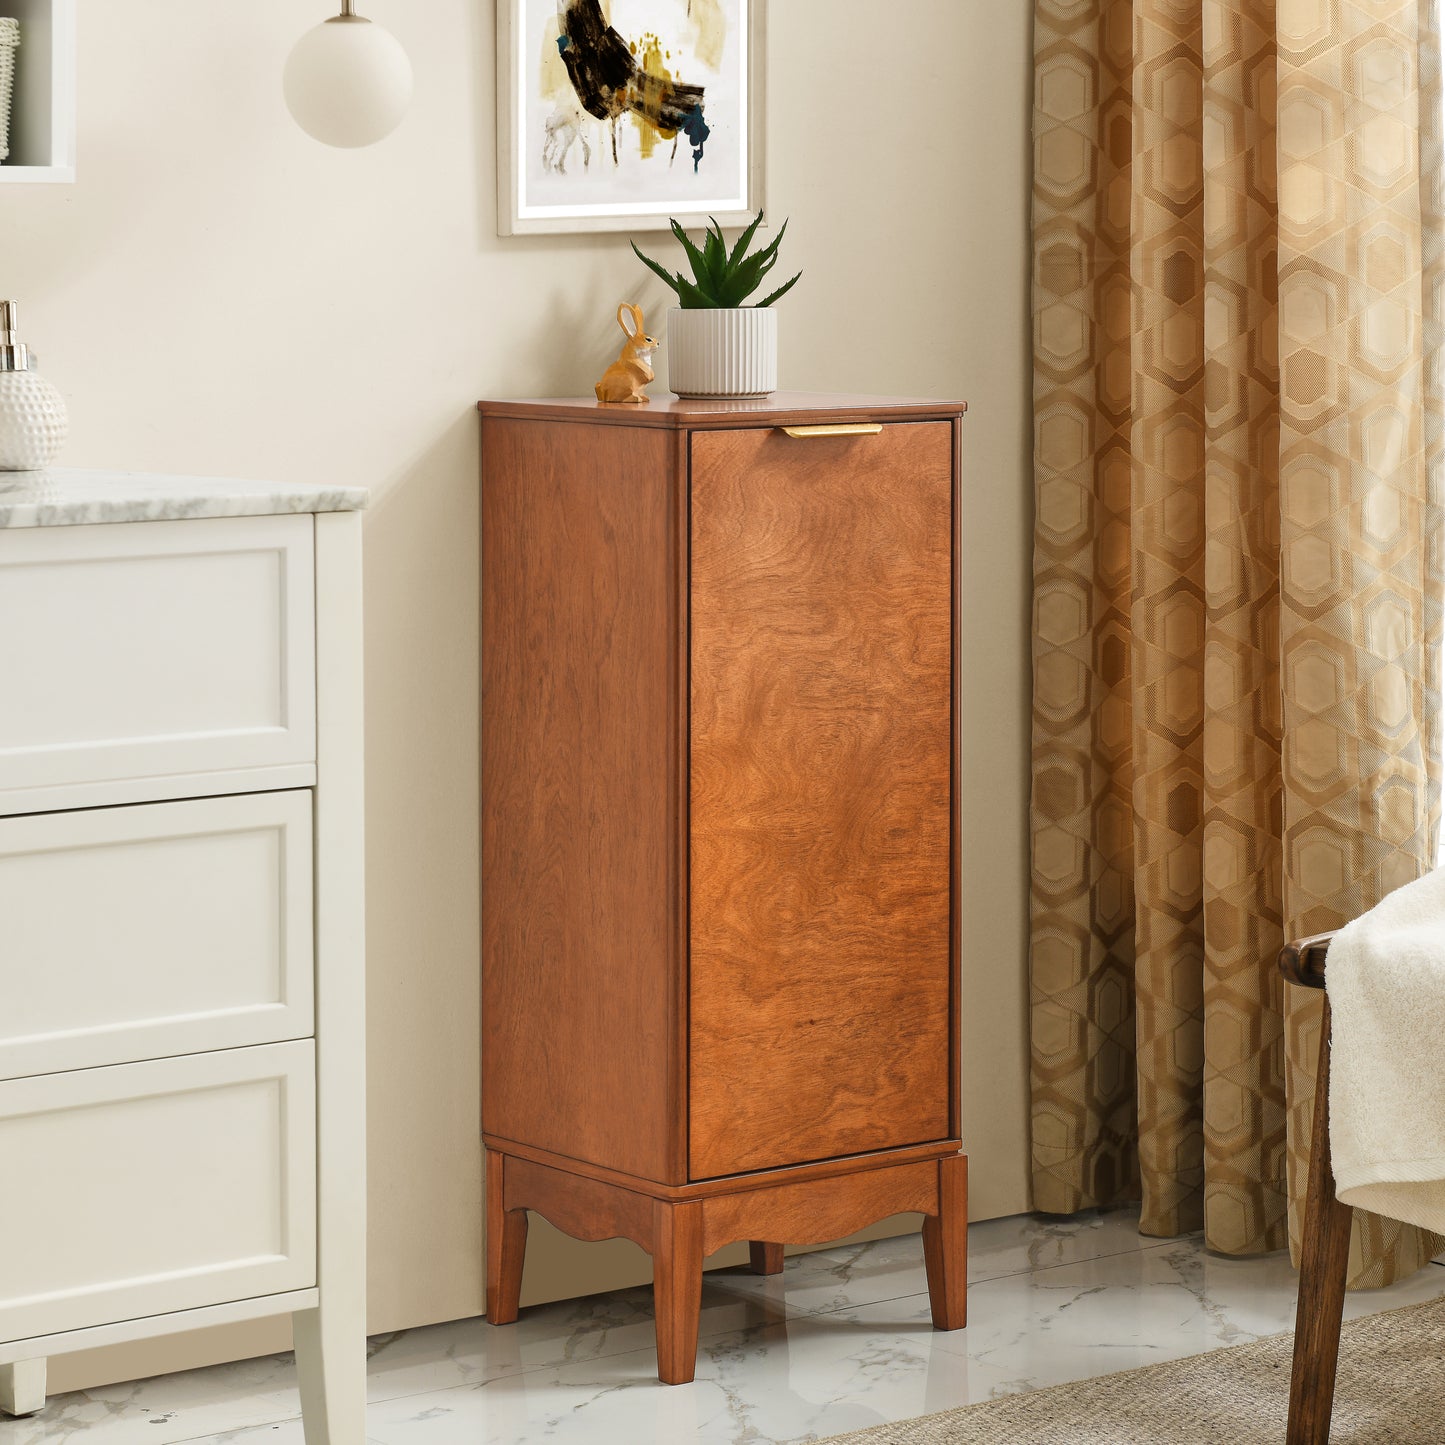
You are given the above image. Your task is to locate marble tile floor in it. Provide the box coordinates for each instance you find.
[14,1209,1445,1444]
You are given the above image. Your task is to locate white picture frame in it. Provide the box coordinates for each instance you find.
[497,0,765,236]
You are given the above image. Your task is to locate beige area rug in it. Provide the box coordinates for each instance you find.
[822,1296,1445,1443]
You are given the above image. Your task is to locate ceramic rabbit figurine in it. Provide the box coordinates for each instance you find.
[594,302,659,405]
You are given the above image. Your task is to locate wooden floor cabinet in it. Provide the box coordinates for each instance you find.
[479,394,968,1384]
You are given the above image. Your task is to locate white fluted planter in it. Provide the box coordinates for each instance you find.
[666,306,777,399]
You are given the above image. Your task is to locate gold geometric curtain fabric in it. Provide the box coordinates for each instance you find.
[1278,0,1445,1284]
[1032,0,1444,1283]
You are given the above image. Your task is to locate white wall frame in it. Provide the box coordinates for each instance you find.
[497,0,766,235]
[0,0,76,183]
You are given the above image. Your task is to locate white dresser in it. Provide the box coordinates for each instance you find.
[0,471,367,1443]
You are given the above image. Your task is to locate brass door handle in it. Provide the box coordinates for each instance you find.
[780,424,885,438]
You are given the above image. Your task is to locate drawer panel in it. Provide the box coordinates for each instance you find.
[0,1042,316,1343]
[0,791,314,1080]
[0,514,316,803]
[688,421,955,1178]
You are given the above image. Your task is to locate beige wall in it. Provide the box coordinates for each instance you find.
[4,0,1034,1392]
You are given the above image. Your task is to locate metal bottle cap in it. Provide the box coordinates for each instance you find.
[0,301,32,373]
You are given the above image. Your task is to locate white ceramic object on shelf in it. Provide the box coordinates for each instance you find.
[666,306,778,399]
[0,18,18,163]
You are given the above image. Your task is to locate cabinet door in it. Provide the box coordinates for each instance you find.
[0,1042,315,1343]
[0,791,314,1080]
[0,513,316,809]
[689,421,955,1179]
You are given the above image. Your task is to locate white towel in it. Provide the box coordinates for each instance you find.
[1328,866,1445,1232]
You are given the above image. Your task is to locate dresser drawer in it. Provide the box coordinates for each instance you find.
[0,1042,316,1343]
[0,791,314,1080]
[0,514,316,803]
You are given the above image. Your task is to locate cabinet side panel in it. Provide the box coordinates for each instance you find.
[689,422,955,1179]
[481,418,676,1183]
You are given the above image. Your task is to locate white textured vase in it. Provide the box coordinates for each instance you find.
[0,370,68,471]
[667,306,778,399]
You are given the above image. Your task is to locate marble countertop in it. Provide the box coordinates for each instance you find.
[0,468,369,529]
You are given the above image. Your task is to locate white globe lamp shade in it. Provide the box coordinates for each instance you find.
[284,7,412,149]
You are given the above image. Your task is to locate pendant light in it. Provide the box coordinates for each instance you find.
[283,0,412,149]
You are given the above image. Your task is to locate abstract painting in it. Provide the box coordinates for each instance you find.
[498,0,761,235]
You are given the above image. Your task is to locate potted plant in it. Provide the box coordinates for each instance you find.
[632,212,801,399]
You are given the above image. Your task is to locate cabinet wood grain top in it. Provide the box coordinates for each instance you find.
[478,393,966,430]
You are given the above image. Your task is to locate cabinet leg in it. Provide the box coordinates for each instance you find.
[653,1199,705,1385]
[0,1359,46,1417]
[922,1153,968,1330]
[293,1304,365,1445]
[486,1147,529,1325]
[1287,1001,1352,1445]
[748,1241,785,1276]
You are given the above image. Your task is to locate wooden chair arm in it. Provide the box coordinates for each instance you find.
[1279,932,1338,989]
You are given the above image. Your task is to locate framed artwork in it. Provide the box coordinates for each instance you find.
[497,0,764,236]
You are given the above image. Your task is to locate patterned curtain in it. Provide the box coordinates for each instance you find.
[1031,0,1445,1285]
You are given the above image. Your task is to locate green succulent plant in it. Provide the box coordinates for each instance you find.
[631,212,802,310]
